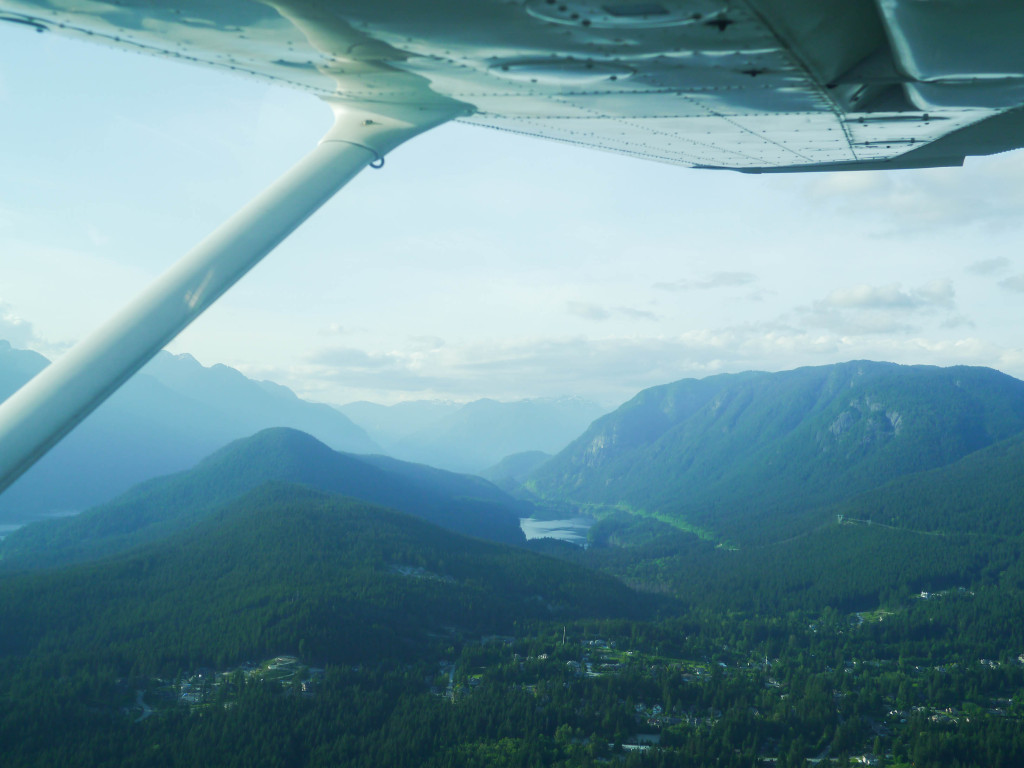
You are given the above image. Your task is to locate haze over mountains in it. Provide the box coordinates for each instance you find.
[0,343,378,524]
[1,340,605,525]
[338,396,606,473]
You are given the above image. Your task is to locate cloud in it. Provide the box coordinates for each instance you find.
[267,317,1024,408]
[0,302,38,348]
[309,347,405,371]
[654,272,756,292]
[803,153,1024,233]
[408,335,446,351]
[998,274,1024,293]
[914,280,957,308]
[566,302,660,322]
[798,280,957,336]
[967,257,1010,275]
[940,314,974,329]
[298,327,847,404]
[744,288,774,303]
[615,306,660,321]
[819,281,954,311]
[567,301,611,321]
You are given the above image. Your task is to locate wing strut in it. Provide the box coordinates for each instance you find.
[0,100,457,495]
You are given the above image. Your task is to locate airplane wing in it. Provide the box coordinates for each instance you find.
[3,0,1024,172]
[3,0,1024,493]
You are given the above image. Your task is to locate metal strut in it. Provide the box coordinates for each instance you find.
[0,100,457,495]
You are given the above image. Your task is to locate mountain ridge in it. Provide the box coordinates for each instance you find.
[529,361,1024,544]
[0,427,527,572]
[0,344,378,524]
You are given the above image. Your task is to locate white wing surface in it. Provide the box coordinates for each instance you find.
[4,0,1024,171]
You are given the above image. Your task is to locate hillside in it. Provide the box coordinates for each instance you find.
[0,343,378,524]
[830,429,1024,537]
[0,484,646,671]
[480,450,552,494]
[529,361,1024,544]
[0,428,527,572]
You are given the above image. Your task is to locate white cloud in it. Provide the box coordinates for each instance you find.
[566,301,611,321]
[0,302,37,348]
[824,284,918,310]
[798,280,957,336]
[804,153,1024,234]
[238,315,1024,408]
[654,272,757,292]
[998,274,1024,293]
[615,306,660,321]
[820,281,953,311]
[566,302,659,322]
[967,256,1010,275]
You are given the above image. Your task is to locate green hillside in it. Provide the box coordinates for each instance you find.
[0,428,527,572]
[0,483,647,673]
[530,362,1024,543]
[829,430,1024,537]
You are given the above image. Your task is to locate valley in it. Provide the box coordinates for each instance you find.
[1,355,1023,766]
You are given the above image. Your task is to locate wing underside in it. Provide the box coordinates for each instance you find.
[3,0,1024,170]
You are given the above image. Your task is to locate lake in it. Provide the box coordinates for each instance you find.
[519,516,593,547]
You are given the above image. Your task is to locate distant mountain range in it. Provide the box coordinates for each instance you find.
[0,342,378,524]
[0,427,528,572]
[529,361,1024,545]
[339,396,607,473]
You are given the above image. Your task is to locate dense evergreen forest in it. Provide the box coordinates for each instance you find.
[2,476,1024,766]
[530,362,1024,546]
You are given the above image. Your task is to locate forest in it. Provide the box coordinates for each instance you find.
[2,478,1024,766]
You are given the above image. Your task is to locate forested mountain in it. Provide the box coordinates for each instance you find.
[0,343,378,524]
[529,362,1024,544]
[481,451,553,494]
[341,396,607,473]
[0,428,527,572]
[0,484,646,672]
[829,429,1024,537]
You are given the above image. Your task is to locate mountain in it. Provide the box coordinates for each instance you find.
[538,428,1024,612]
[529,361,1024,544]
[481,450,552,484]
[141,352,378,454]
[829,429,1024,537]
[0,483,647,671]
[337,399,462,448]
[0,428,527,572]
[480,451,552,495]
[0,344,378,524]
[342,396,607,473]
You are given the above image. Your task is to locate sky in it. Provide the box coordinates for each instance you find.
[2,24,1024,409]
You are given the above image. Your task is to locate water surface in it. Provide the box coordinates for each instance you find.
[519,517,593,547]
